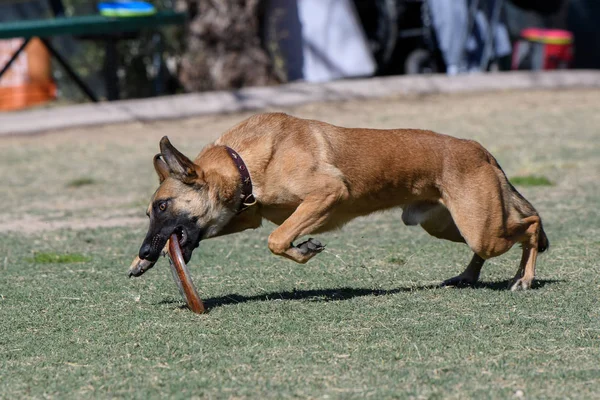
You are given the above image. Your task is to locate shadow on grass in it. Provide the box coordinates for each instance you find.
[472,278,561,291]
[157,279,561,312]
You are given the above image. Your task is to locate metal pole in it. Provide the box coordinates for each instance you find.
[104,38,119,101]
[40,37,99,102]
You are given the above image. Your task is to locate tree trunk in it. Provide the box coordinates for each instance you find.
[177,0,279,92]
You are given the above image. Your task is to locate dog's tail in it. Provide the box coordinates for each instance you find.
[538,224,549,253]
[484,150,549,254]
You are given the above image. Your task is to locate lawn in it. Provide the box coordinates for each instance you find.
[0,89,599,399]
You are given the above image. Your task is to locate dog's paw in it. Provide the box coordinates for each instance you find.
[510,277,532,291]
[128,256,157,278]
[296,238,325,255]
[440,275,477,288]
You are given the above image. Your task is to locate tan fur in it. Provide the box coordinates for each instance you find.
[150,113,548,290]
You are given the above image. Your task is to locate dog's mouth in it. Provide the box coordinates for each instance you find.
[174,226,188,248]
[173,225,202,264]
[128,228,188,278]
[130,224,201,277]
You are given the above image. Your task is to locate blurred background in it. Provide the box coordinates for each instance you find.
[0,0,598,109]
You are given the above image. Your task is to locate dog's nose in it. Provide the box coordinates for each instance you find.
[139,243,152,260]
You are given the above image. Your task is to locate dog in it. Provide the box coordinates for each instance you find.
[130,112,548,291]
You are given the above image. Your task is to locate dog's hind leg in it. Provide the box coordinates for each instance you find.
[440,254,485,287]
[414,203,485,286]
[508,215,541,291]
[442,161,546,290]
[267,182,348,263]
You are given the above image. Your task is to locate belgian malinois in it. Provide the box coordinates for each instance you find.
[129,113,548,290]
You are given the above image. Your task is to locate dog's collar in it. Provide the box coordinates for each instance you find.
[225,146,257,213]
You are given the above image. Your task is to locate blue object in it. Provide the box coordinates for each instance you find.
[98,1,157,17]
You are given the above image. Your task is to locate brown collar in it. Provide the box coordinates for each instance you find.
[225,146,256,213]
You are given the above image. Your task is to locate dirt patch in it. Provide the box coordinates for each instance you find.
[0,215,146,234]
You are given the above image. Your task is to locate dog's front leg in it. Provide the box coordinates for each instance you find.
[268,190,343,263]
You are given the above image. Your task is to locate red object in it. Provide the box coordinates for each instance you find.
[512,28,574,70]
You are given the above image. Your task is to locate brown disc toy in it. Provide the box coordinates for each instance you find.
[168,233,205,314]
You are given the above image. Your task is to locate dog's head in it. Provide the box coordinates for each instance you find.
[137,137,238,266]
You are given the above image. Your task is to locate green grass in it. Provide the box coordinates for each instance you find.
[66,177,98,188]
[29,252,91,264]
[1,89,599,398]
[1,219,599,399]
[510,175,553,187]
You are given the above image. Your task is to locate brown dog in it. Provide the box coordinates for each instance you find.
[132,113,548,290]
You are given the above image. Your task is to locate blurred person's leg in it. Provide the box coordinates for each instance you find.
[428,0,468,74]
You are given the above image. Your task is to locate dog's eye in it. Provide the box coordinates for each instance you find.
[158,202,167,212]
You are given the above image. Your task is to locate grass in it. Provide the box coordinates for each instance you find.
[0,89,599,398]
[29,252,91,264]
[1,221,599,399]
[66,177,98,188]
[510,175,553,187]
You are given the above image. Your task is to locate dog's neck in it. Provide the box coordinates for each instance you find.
[196,145,256,213]
[224,147,256,213]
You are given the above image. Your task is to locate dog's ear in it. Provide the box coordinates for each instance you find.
[153,154,170,183]
[160,136,198,184]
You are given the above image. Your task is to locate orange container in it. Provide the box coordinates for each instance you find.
[0,38,56,111]
[512,28,574,71]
